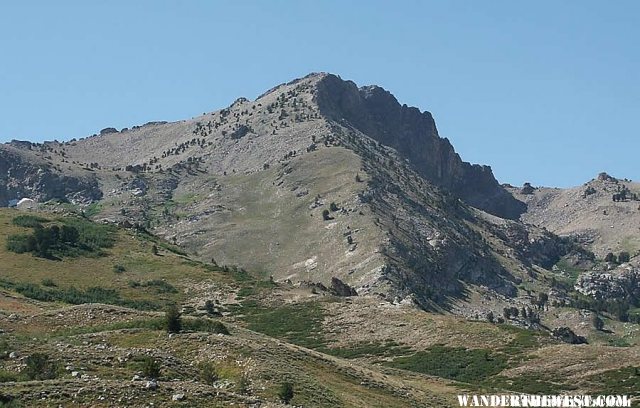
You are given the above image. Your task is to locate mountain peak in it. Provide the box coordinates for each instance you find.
[308,73,526,219]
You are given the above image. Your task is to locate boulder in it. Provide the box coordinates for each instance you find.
[330,277,358,297]
[16,198,36,209]
[552,327,587,344]
[172,393,186,401]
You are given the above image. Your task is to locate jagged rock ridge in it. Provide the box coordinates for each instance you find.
[314,74,526,219]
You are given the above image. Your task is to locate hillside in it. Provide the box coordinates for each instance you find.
[1,209,640,407]
[510,173,640,257]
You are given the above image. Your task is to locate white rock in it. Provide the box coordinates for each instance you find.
[172,393,185,401]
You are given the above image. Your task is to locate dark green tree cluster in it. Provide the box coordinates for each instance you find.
[604,251,632,264]
[7,224,79,258]
[612,186,638,202]
[571,296,632,322]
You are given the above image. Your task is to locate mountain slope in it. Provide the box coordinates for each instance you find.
[1,210,639,407]
[510,173,640,257]
[0,73,575,310]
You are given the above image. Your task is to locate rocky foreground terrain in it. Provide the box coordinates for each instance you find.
[1,73,639,406]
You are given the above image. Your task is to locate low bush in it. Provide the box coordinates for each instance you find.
[12,215,48,228]
[113,264,126,273]
[165,304,182,333]
[139,356,161,379]
[183,318,229,335]
[278,382,294,404]
[23,353,59,380]
[198,361,218,385]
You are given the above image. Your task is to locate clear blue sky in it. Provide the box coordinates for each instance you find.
[1,1,638,187]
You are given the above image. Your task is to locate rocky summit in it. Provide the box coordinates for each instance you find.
[1,73,639,407]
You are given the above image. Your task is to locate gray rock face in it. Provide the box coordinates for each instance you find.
[575,266,640,301]
[314,74,526,219]
[552,327,588,344]
[330,277,358,297]
[0,146,103,206]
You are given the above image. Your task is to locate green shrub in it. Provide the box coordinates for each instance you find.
[140,356,161,379]
[0,339,9,358]
[113,264,126,273]
[41,278,56,287]
[278,382,294,404]
[0,279,160,311]
[61,218,115,249]
[236,374,250,394]
[205,300,216,315]
[165,304,182,333]
[183,318,229,335]
[141,280,177,293]
[0,395,22,407]
[618,251,631,263]
[12,215,48,228]
[22,353,59,380]
[198,361,218,385]
[592,314,604,331]
[5,234,36,254]
[0,369,18,383]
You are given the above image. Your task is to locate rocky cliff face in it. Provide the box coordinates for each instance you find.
[314,74,525,219]
[0,145,102,206]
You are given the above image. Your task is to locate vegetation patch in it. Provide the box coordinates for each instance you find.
[587,366,640,395]
[6,215,115,259]
[0,279,160,310]
[553,259,585,283]
[497,325,546,362]
[83,202,103,218]
[386,345,508,383]
[12,215,49,228]
[483,373,571,394]
[320,340,413,359]
[128,279,178,294]
[51,317,166,337]
[240,301,326,349]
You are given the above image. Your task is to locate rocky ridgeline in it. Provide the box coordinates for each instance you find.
[314,74,526,219]
[0,145,102,206]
